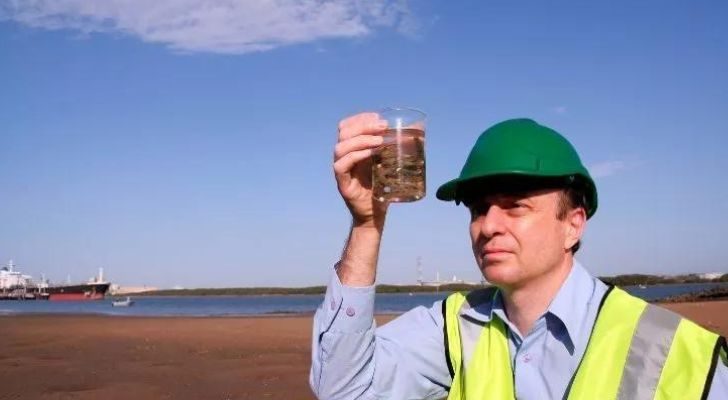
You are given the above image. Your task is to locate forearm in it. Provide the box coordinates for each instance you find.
[337,222,383,287]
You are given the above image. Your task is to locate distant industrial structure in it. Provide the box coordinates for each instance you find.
[109,284,159,295]
[415,257,484,286]
[697,272,725,280]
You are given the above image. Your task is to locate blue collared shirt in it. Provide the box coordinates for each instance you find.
[310,261,728,399]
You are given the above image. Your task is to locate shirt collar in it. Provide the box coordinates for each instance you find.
[546,260,595,348]
[460,260,596,349]
[461,286,498,323]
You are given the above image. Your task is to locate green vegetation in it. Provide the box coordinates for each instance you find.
[136,283,487,296]
[659,286,728,303]
[133,273,727,296]
[599,273,727,286]
[375,284,485,294]
[140,286,327,296]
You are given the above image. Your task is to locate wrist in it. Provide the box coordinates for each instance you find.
[350,199,387,231]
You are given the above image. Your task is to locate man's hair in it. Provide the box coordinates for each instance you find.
[557,185,588,254]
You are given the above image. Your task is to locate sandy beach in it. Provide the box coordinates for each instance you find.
[1,301,726,400]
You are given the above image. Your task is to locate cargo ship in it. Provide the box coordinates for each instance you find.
[1,260,110,301]
[45,280,110,300]
[0,260,42,300]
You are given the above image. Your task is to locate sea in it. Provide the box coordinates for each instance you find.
[1,282,726,317]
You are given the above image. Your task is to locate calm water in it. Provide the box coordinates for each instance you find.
[1,282,725,317]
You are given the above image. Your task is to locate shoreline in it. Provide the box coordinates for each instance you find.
[0,312,318,318]
[2,287,726,319]
[1,303,726,318]
[0,311,432,319]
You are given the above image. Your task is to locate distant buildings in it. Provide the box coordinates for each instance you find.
[415,257,485,286]
[697,272,725,280]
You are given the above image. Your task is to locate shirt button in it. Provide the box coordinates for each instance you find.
[330,299,336,310]
[522,354,532,363]
[346,306,355,317]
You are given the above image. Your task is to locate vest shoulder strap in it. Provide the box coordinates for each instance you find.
[442,292,467,381]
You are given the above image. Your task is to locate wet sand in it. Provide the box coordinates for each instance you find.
[1,302,726,400]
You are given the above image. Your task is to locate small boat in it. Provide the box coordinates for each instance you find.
[638,284,647,289]
[112,296,134,307]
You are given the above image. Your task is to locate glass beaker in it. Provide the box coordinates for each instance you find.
[372,107,426,202]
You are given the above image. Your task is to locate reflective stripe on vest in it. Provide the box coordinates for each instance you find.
[443,286,722,399]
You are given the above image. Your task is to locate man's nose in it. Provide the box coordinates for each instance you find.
[474,206,507,238]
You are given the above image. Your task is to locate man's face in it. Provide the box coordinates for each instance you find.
[467,188,580,289]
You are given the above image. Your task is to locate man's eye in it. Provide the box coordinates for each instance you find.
[502,201,523,209]
[507,202,530,215]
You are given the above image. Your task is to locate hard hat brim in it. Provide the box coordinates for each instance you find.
[435,177,460,202]
[436,172,598,219]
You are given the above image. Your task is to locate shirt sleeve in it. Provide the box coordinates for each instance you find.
[310,270,451,400]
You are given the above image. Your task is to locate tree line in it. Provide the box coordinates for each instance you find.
[127,273,728,297]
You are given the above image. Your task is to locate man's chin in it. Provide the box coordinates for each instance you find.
[481,262,518,287]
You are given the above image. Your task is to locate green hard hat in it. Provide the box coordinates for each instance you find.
[436,118,598,218]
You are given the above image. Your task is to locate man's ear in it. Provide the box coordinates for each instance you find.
[564,207,586,250]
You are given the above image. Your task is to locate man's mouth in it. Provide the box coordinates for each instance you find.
[480,248,511,261]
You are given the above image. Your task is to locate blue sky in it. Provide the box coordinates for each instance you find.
[1,0,727,288]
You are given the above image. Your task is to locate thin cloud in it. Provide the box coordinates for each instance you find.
[552,106,568,115]
[0,0,418,54]
[589,160,630,178]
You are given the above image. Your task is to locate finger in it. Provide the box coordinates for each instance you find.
[339,116,388,141]
[338,112,379,132]
[333,148,375,177]
[334,134,390,160]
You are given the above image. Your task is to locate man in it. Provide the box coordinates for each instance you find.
[310,115,727,399]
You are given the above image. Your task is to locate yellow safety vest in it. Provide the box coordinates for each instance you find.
[443,286,726,399]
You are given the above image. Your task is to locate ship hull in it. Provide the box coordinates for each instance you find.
[46,283,110,301]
